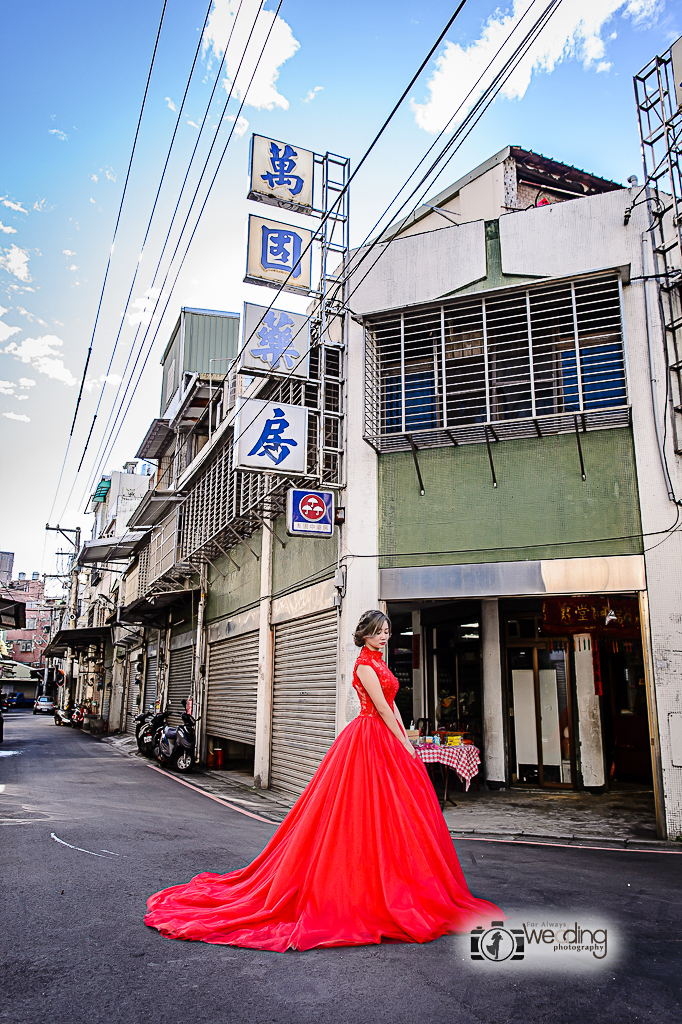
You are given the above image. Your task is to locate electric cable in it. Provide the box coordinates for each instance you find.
[47,0,169,523]
[58,0,254,519]
[70,0,270,514]
[84,0,544,489]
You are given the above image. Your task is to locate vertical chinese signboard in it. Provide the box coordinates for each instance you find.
[240,302,310,378]
[233,399,308,475]
[249,135,314,211]
[245,214,312,293]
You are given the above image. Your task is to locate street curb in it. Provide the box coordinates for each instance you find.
[448,830,682,853]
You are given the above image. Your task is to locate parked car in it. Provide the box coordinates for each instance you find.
[33,696,56,715]
[6,692,34,708]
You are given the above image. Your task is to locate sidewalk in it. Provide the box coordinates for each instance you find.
[102,733,681,850]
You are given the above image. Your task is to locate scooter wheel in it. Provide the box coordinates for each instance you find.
[175,751,195,773]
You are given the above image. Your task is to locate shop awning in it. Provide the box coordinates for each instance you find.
[126,489,184,529]
[0,597,26,630]
[118,589,197,626]
[135,418,174,460]
[44,626,111,658]
[76,532,148,566]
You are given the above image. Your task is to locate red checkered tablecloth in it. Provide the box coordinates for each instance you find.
[414,744,481,790]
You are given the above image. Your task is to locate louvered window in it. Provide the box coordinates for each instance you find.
[364,273,628,451]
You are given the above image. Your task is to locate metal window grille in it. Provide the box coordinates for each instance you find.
[364,272,629,452]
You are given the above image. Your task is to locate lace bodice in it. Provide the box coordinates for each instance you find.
[352,647,399,717]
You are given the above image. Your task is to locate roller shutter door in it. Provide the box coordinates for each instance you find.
[125,655,140,734]
[271,610,338,796]
[206,630,259,745]
[143,654,158,714]
[167,646,193,725]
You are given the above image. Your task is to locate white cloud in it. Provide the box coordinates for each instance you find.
[3,334,77,386]
[101,166,116,182]
[14,394,28,401]
[227,113,249,137]
[19,377,36,387]
[0,379,15,395]
[33,198,48,212]
[49,128,68,141]
[63,249,76,256]
[84,372,122,393]
[203,0,300,111]
[3,411,30,422]
[302,85,323,103]
[411,0,664,133]
[1,197,28,215]
[165,96,177,111]
[67,265,78,271]
[0,305,21,344]
[0,245,31,282]
[127,288,163,326]
[187,119,201,129]
[91,174,98,182]
[0,222,17,235]
[90,198,96,204]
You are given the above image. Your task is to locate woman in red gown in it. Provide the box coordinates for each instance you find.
[145,610,503,950]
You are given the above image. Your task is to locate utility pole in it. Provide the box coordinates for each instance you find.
[46,524,81,707]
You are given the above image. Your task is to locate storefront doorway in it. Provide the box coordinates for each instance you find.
[504,608,576,788]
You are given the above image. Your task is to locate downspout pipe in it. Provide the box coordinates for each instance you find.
[641,230,676,502]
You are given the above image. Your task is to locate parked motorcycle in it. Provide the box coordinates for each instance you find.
[54,704,73,727]
[135,708,168,758]
[71,703,85,729]
[156,701,196,773]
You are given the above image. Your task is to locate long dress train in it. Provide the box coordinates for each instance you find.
[144,645,503,951]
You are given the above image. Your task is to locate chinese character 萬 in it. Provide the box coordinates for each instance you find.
[249,309,300,371]
[261,226,303,277]
[247,407,299,466]
[261,142,304,197]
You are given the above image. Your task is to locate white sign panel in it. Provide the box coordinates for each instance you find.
[246,215,313,293]
[240,302,309,379]
[234,398,308,475]
[250,134,314,209]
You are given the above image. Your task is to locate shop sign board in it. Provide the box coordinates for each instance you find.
[233,398,308,475]
[245,215,313,293]
[286,488,334,536]
[240,302,310,379]
[672,36,682,110]
[249,134,314,210]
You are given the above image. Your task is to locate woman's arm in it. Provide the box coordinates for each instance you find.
[393,701,407,736]
[356,664,416,758]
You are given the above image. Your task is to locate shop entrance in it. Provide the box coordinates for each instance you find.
[504,610,576,788]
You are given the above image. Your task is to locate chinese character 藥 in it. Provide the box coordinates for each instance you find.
[261,142,304,197]
[261,226,303,277]
[247,406,298,466]
[249,309,300,371]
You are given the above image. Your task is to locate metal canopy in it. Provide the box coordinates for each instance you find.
[135,419,173,460]
[77,532,149,565]
[44,626,110,658]
[118,589,196,626]
[127,490,184,529]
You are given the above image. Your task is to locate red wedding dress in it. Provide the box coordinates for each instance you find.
[144,646,503,950]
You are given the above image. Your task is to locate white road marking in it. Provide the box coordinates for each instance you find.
[50,833,119,858]
[0,750,22,757]
[0,784,6,792]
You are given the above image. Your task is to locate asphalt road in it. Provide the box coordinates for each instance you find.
[1,711,680,1024]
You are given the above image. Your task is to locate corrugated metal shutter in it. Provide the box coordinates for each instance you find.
[206,630,259,745]
[167,647,193,725]
[101,686,111,723]
[271,610,338,796]
[125,657,140,734]
[143,655,158,714]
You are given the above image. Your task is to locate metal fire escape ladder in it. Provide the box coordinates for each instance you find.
[634,44,682,454]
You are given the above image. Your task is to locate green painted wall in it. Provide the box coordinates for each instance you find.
[205,530,262,622]
[379,427,642,568]
[271,516,338,598]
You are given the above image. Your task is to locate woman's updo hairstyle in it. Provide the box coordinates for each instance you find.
[354,609,391,648]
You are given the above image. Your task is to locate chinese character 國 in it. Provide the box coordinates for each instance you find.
[261,226,303,277]
[260,142,304,197]
[247,407,298,466]
[249,309,301,371]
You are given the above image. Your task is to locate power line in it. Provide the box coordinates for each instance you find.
[70,0,268,514]
[47,0,169,523]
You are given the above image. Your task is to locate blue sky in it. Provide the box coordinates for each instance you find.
[1,0,679,584]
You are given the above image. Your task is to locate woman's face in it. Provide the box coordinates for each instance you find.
[364,620,390,653]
